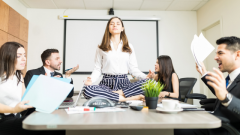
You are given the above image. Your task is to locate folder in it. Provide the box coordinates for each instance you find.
[22,75,73,113]
[22,75,71,100]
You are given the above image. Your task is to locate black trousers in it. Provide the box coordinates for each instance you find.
[174,127,230,135]
[0,114,65,135]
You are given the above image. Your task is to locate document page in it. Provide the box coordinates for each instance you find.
[191,33,215,73]
[22,75,73,113]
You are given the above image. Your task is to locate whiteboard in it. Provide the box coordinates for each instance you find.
[64,19,159,74]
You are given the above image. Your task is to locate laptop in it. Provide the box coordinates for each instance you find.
[58,86,84,108]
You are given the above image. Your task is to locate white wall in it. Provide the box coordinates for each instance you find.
[27,9,199,104]
[197,0,240,37]
[197,0,240,97]
[3,0,27,18]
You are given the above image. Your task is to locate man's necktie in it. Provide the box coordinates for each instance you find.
[50,72,55,77]
[226,75,230,88]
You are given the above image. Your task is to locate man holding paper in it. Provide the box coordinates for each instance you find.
[24,49,79,98]
[175,36,240,135]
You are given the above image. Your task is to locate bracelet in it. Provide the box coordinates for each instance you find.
[168,92,171,97]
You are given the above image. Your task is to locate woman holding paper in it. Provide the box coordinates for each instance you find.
[83,17,154,102]
[0,42,65,135]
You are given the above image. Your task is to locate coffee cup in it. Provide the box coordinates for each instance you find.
[162,100,181,110]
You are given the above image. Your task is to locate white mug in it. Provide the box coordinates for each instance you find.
[162,100,181,110]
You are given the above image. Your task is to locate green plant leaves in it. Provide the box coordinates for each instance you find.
[141,79,165,97]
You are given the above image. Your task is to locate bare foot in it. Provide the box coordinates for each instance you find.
[131,95,145,101]
[120,95,145,102]
[113,90,125,96]
[119,95,126,102]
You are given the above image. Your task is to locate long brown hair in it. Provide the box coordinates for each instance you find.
[157,55,176,89]
[0,42,24,85]
[99,17,132,53]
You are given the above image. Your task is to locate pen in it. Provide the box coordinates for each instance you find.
[65,68,72,71]
[68,107,96,111]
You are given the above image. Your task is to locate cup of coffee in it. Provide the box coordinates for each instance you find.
[162,100,181,110]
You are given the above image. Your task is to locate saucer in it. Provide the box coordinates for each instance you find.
[156,107,183,113]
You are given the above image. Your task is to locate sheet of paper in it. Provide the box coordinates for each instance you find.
[191,33,215,73]
[22,75,73,113]
[196,33,215,62]
[65,107,125,114]
[191,35,203,73]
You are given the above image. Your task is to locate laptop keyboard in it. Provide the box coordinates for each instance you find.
[60,102,75,106]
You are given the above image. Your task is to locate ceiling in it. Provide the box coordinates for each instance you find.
[19,0,209,11]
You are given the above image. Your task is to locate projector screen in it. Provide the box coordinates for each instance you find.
[63,19,159,74]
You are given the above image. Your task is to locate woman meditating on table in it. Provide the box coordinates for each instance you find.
[83,17,153,102]
[151,55,181,101]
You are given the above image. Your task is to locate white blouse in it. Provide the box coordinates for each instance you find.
[0,75,22,115]
[90,40,147,83]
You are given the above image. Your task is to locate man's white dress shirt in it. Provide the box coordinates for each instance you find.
[226,67,240,88]
[43,66,71,79]
[43,66,52,77]
[90,40,147,84]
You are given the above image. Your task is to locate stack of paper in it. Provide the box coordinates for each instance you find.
[191,33,215,73]
[22,75,73,113]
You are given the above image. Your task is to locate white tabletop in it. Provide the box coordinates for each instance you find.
[23,98,221,130]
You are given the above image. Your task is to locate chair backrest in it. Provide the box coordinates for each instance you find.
[179,78,197,102]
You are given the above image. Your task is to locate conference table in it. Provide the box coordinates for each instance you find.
[22,96,221,135]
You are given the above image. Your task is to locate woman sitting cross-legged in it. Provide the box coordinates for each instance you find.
[83,17,154,102]
[151,55,181,101]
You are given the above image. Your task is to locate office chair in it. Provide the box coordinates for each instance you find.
[199,98,216,111]
[199,99,239,134]
[179,78,207,103]
[216,116,240,135]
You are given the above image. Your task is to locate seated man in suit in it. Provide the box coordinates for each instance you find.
[24,49,79,98]
[175,36,240,135]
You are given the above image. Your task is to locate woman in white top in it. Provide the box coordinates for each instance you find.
[83,17,153,102]
[0,42,65,135]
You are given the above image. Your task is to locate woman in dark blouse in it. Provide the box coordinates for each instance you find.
[153,55,181,101]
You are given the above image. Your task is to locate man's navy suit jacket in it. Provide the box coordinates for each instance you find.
[24,66,74,98]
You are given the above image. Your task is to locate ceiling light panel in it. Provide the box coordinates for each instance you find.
[114,0,143,10]
[141,0,173,10]
[84,0,113,10]
[167,0,202,11]
[23,0,57,8]
[53,0,85,9]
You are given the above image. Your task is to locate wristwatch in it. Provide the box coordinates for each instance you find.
[221,93,233,106]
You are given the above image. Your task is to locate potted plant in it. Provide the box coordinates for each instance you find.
[141,79,165,109]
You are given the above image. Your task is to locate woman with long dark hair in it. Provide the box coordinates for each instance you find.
[0,42,65,135]
[153,55,181,100]
[83,17,153,101]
